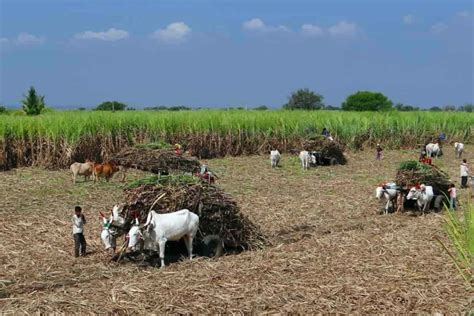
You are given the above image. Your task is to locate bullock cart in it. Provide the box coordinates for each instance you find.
[394,160,451,212]
[300,138,347,166]
[106,175,266,264]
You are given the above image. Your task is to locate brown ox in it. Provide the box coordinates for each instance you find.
[93,161,120,183]
[70,160,94,184]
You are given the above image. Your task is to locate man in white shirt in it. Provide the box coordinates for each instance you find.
[460,159,470,188]
[72,206,87,257]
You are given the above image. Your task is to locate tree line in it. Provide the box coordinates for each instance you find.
[282,88,473,112]
[1,86,473,115]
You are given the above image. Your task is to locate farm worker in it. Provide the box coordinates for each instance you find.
[175,144,182,156]
[375,144,383,160]
[72,206,87,257]
[322,128,333,141]
[447,184,457,210]
[395,191,404,213]
[419,151,432,165]
[197,164,217,184]
[426,157,432,165]
[322,128,330,138]
[438,132,446,146]
[419,150,427,162]
[460,159,470,188]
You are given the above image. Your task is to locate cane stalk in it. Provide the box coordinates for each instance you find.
[436,198,473,288]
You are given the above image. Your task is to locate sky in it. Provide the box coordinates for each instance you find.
[0,0,473,109]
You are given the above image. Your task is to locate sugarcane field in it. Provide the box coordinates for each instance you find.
[2,1,474,314]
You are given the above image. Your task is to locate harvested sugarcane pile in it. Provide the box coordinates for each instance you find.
[111,147,200,174]
[395,160,451,195]
[121,175,266,250]
[301,137,347,165]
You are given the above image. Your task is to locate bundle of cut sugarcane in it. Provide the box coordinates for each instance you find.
[301,137,347,165]
[120,175,266,250]
[396,160,451,195]
[111,147,200,174]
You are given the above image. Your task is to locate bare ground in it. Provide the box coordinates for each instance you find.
[0,146,472,314]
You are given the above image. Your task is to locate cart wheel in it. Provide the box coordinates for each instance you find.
[201,235,223,258]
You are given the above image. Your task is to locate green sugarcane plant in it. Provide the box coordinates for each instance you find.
[435,199,473,288]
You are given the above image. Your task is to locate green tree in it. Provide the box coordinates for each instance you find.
[283,88,325,110]
[21,86,45,115]
[395,103,419,111]
[325,105,340,111]
[429,106,442,112]
[341,91,393,111]
[253,105,268,111]
[458,103,473,112]
[168,106,191,111]
[443,105,456,112]
[0,105,7,114]
[95,101,127,111]
[145,106,168,111]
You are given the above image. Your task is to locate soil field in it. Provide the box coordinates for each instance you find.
[0,146,472,313]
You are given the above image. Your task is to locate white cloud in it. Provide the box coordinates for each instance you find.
[15,33,45,45]
[275,25,289,32]
[243,18,265,31]
[301,24,324,37]
[403,15,415,25]
[431,22,448,34]
[457,11,471,18]
[151,22,191,43]
[242,18,289,32]
[328,21,358,37]
[74,28,129,41]
[0,38,8,44]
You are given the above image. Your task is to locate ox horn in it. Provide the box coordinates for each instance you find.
[148,193,166,213]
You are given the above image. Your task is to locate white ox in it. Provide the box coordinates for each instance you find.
[270,150,281,168]
[100,205,127,251]
[406,185,434,213]
[70,161,94,184]
[454,142,464,159]
[127,209,199,268]
[100,217,116,251]
[299,151,310,170]
[375,183,398,214]
[425,143,441,158]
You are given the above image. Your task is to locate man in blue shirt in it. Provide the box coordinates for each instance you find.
[322,128,330,138]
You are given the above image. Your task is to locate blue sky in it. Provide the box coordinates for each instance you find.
[0,0,473,108]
